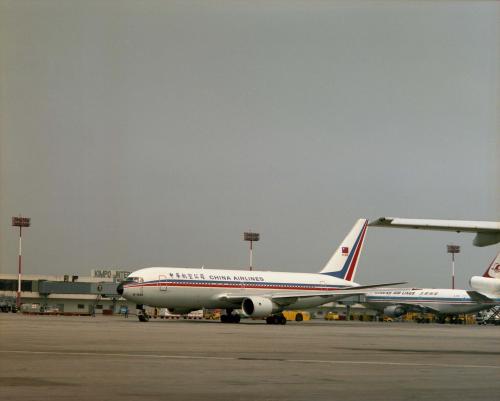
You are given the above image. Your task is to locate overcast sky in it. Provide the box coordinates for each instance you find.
[1,1,498,288]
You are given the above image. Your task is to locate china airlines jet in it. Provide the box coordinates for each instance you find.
[118,219,403,324]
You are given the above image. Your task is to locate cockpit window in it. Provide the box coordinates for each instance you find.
[124,276,143,283]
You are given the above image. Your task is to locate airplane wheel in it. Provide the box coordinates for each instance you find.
[221,314,229,323]
[232,314,240,323]
[270,315,286,325]
[138,313,149,322]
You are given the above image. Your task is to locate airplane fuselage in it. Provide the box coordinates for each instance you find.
[122,267,360,312]
[363,288,500,315]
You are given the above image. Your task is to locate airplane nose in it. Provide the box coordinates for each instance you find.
[116,282,124,295]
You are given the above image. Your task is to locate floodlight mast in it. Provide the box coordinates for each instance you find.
[447,244,460,289]
[12,216,31,308]
[243,232,260,271]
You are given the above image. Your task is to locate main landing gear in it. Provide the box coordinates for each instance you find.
[266,314,287,325]
[220,309,241,324]
[136,305,149,322]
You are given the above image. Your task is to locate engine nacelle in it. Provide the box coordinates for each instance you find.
[469,276,500,296]
[241,296,280,318]
[383,305,406,318]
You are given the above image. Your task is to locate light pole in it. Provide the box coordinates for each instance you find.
[243,231,260,271]
[447,244,460,289]
[12,216,31,308]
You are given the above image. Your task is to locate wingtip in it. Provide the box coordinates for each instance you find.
[368,217,394,226]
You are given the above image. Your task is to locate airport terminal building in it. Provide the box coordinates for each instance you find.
[0,270,130,314]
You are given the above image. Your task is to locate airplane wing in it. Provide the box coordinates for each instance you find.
[368,217,500,247]
[218,281,406,306]
[466,291,497,304]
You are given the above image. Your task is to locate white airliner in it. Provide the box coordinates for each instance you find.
[469,252,500,296]
[362,253,500,323]
[118,219,403,324]
[369,217,500,246]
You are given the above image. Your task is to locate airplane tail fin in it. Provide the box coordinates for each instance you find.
[319,219,368,281]
[482,252,500,278]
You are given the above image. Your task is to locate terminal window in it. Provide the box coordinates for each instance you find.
[0,279,33,292]
[77,304,85,309]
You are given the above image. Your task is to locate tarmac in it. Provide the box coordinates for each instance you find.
[0,313,499,401]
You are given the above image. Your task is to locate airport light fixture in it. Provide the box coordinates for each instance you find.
[447,244,460,289]
[12,216,31,308]
[243,232,260,271]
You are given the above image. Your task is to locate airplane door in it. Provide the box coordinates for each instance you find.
[159,275,168,291]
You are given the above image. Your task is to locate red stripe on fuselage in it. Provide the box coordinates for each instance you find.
[124,282,346,291]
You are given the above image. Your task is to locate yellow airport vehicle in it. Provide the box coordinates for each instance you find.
[324,311,340,321]
[203,309,221,320]
[283,310,310,322]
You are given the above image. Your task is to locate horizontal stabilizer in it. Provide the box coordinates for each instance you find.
[219,282,406,304]
[345,282,407,291]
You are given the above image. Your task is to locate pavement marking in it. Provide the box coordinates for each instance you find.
[1,350,499,370]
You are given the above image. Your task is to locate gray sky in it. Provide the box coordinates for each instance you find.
[1,1,498,288]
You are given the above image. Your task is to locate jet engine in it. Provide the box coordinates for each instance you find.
[241,296,280,318]
[383,305,406,318]
[469,276,500,296]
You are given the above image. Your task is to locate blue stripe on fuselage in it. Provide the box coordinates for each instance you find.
[365,296,500,303]
[127,278,349,290]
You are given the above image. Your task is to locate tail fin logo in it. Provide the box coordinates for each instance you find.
[342,247,349,256]
[489,263,500,278]
[484,253,500,278]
